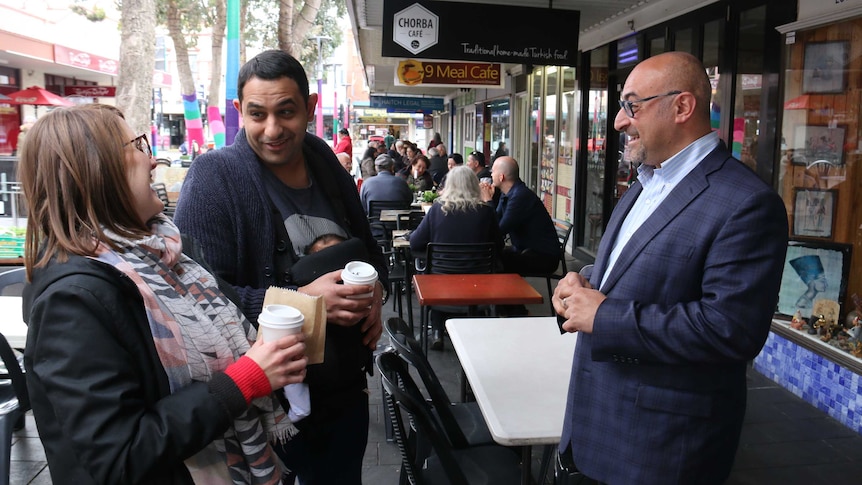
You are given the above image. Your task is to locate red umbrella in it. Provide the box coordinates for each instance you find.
[6,86,73,107]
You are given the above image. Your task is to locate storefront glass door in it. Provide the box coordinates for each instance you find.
[582,46,609,255]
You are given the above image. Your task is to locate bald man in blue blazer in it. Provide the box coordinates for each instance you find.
[553,52,788,485]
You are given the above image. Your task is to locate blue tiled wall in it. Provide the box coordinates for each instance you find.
[754,330,862,435]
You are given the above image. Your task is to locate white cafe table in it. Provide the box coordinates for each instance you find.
[0,296,27,349]
[446,316,577,485]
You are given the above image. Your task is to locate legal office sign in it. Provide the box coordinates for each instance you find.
[393,3,438,55]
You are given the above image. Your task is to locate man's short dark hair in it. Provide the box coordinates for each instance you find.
[470,150,485,167]
[449,153,464,165]
[237,49,309,104]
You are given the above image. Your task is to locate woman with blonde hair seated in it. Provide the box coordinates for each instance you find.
[409,166,503,349]
[19,104,307,484]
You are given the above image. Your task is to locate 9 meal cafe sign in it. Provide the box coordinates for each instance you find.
[395,60,503,89]
[383,0,579,67]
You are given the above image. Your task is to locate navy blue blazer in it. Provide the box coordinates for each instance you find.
[560,143,788,484]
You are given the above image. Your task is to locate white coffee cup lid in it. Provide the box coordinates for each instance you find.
[260,305,304,326]
[344,261,377,279]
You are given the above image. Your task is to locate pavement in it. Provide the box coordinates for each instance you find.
[8,268,862,484]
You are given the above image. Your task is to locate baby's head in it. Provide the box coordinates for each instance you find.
[306,233,346,254]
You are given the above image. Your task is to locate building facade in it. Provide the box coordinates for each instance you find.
[419,0,862,433]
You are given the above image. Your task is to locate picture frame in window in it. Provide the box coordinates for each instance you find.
[792,188,836,239]
[792,124,845,167]
[803,41,849,94]
[776,240,852,321]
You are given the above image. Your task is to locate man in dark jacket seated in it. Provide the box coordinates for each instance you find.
[481,156,560,275]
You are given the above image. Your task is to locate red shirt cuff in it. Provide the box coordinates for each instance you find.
[224,355,271,404]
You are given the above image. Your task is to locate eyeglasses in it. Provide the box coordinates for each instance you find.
[618,90,682,118]
[126,133,152,158]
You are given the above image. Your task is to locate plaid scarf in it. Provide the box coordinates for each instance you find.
[92,214,297,484]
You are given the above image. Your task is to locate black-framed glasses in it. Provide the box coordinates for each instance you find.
[126,133,152,158]
[618,90,682,118]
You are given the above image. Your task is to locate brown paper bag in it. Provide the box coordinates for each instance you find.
[263,286,326,364]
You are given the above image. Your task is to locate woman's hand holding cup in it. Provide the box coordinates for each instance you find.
[249,305,308,389]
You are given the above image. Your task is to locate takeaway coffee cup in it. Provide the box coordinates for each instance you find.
[258,305,311,422]
[257,304,305,343]
[342,261,378,299]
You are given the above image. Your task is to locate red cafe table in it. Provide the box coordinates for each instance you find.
[411,272,544,359]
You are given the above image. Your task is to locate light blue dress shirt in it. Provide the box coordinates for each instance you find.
[599,131,720,289]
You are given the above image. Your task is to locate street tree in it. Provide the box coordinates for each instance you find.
[207,0,226,116]
[116,0,158,138]
[243,0,344,81]
[159,0,209,150]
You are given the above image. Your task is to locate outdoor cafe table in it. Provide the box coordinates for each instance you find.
[411,272,543,355]
[446,316,578,485]
[379,209,412,223]
[0,296,27,349]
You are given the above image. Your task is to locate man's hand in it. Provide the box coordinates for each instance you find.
[552,271,605,334]
[298,269,374,327]
[360,281,384,349]
[479,182,495,202]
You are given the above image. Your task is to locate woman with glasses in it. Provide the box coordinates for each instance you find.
[18,104,308,484]
[409,166,503,350]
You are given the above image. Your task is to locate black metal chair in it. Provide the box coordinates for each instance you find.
[421,242,497,275]
[368,201,414,326]
[377,352,521,485]
[384,317,493,448]
[396,210,425,231]
[388,245,414,331]
[0,268,25,297]
[150,182,176,218]
[0,332,28,485]
[367,200,411,248]
[520,218,574,315]
[416,242,497,352]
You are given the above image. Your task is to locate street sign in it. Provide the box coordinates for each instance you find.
[393,3,438,55]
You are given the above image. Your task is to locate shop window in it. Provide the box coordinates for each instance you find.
[648,35,666,57]
[731,6,766,170]
[675,28,694,55]
[44,74,95,97]
[703,19,723,133]
[557,67,578,223]
[528,66,542,193]
[582,46,609,255]
[539,67,558,214]
[489,98,510,164]
[776,18,862,362]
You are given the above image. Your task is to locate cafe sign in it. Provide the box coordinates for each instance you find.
[63,85,116,97]
[393,3,438,55]
[54,45,118,76]
[395,60,503,88]
[383,0,579,66]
